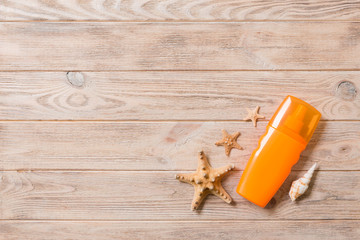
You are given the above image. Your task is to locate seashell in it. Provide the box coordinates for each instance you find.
[289,163,317,201]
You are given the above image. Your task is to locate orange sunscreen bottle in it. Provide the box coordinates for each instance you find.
[236,95,321,207]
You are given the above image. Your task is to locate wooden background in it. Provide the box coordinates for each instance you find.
[1,1,360,239]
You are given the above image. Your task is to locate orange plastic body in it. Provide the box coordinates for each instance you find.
[236,96,321,208]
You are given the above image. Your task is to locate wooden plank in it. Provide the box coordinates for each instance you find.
[1,22,360,70]
[0,171,358,220]
[0,121,359,171]
[1,220,359,240]
[0,71,359,120]
[2,0,360,21]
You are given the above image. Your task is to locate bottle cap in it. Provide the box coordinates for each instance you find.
[269,96,321,144]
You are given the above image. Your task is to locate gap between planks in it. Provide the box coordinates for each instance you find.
[3,19,358,23]
[0,120,358,122]
[1,170,358,172]
[1,219,359,222]
[4,69,360,72]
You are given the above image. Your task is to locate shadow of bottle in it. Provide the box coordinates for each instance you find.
[264,120,326,210]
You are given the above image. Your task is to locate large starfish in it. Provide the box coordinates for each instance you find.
[176,151,234,211]
[215,129,243,156]
[243,105,265,127]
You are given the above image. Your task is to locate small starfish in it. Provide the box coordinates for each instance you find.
[243,106,265,127]
[215,129,243,156]
[176,151,234,211]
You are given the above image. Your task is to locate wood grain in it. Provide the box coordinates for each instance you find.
[1,220,359,240]
[1,121,359,171]
[0,171,358,220]
[2,0,360,21]
[1,22,360,70]
[0,71,359,120]
[1,0,359,237]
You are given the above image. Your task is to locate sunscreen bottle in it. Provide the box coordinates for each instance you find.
[236,95,321,207]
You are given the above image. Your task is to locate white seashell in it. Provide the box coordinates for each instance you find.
[289,163,317,201]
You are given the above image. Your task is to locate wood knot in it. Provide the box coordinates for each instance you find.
[66,72,85,88]
[335,81,357,101]
[339,145,351,154]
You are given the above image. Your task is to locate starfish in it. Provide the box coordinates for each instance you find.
[215,129,243,156]
[243,105,265,127]
[176,151,234,211]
